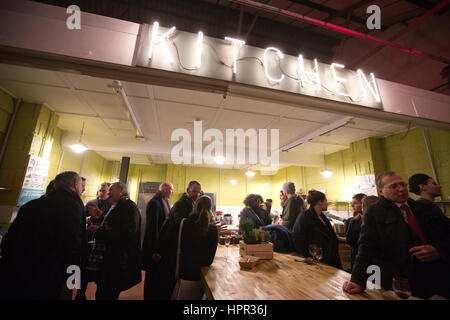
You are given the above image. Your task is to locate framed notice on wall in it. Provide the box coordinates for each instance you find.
[353,175,378,196]
[17,155,50,206]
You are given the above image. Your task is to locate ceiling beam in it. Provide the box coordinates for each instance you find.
[289,0,369,27]
[280,116,353,151]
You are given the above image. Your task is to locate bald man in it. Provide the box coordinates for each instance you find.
[142,182,173,298]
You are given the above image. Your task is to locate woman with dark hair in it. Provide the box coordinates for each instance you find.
[346,195,377,270]
[292,190,342,269]
[148,195,218,299]
[240,194,272,229]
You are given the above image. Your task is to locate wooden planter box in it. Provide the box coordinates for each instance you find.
[239,240,273,260]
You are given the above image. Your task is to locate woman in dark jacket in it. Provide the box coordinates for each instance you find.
[146,195,218,299]
[92,181,142,300]
[240,194,272,229]
[292,190,342,269]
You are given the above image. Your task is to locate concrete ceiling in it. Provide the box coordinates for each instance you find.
[0,63,410,169]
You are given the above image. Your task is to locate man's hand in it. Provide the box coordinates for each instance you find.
[409,245,441,262]
[88,205,102,219]
[86,216,92,225]
[343,281,362,294]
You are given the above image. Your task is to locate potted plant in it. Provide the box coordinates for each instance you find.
[239,218,273,259]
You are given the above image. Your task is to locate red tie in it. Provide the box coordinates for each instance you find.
[400,204,425,243]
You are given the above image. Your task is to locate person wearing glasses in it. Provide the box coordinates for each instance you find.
[343,171,450,299]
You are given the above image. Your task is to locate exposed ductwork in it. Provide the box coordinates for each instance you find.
[228,0,450,66]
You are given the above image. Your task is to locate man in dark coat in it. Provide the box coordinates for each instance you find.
[0,172,84,300]
[91,181,142,300]
[343,171,450,299]
[280,182,306,231]
[408,173,449,218]
[142,182,173,299]
[168,181,201,222]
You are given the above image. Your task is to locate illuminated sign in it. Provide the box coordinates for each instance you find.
[135,23,382,108]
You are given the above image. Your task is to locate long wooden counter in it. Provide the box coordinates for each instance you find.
[201,244,408,300]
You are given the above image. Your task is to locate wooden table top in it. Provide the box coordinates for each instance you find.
[201,244,414,300]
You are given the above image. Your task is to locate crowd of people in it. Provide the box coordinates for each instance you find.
[0,169,449,300]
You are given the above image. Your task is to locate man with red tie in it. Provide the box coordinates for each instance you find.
[343,171,450,299]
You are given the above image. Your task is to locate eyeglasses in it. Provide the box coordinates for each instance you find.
[386,182,408,190]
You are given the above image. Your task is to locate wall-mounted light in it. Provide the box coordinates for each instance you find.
[230,179,238,185]
[263,182,270,187]
[69,121,88,153]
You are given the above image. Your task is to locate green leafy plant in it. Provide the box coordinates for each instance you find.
[240,218,271,244]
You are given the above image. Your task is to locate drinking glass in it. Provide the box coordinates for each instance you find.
[392,277,411,299]
[308,244,323,270]
[224,235,231,260]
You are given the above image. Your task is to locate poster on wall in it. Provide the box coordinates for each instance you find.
[353,175,378,196]
[17,155,50,206]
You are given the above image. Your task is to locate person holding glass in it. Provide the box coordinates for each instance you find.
[343,171,450,299]
[292,190,342,269]
[90,182,142,300]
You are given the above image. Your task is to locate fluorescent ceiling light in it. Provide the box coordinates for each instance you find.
[214,156,227,164]
[320,169,333,178]
[245,170,256,178]
[229,179,237,185]
[69,143,88,153]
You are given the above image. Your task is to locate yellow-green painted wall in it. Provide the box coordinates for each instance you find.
[0,102,56,205]
[383,128,450,200]
[0,89,14,149]
[52,147,114,203]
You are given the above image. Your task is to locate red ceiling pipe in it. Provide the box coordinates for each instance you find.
[228,0,450,66]
[349,0,450,68]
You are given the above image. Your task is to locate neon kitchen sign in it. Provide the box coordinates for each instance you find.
[136,22,382,108]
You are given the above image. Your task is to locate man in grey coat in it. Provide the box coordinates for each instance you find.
[280,182,306,231]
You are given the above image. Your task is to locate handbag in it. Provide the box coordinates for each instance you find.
[171,218,204,300]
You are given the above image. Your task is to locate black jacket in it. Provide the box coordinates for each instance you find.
[145,213,218,299]
[351,196,450,298]
[94,197,142,292]
[281,194,306,231]
[169,193,194,222]
[240,206,272,229]
[292,207,342,269]
[346,216,362,269]
[0,188,83,300]
[142,193,170,270]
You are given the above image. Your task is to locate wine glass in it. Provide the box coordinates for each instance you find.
[308,244,323,269]
[224,235,231,260]
[392,277,411,299]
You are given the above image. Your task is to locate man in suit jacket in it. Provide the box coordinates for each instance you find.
[343,171,450,299]
[142,182,173,298]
